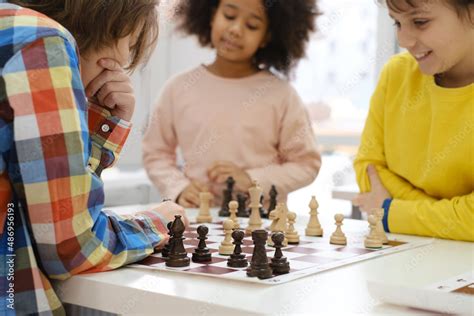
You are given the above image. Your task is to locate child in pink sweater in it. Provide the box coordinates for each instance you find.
[143,0,322,207]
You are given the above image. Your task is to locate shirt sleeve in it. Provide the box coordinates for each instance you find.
[246,87,321,199]
[87,103,132,175]
[353,62,436,201]
[142,82,191,202]
[388,193,474,241]
[3,35,169,280]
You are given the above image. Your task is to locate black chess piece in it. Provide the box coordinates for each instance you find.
[236,193,249,217]
[227,230,248,268]
[259,195,268,218]
[268,185,278,213]
[192,225,212,263]
[219,176,235,216]
[161,221,173,257]
[166,215,190,267]
[269,232,290,275]
[247,230,273,279]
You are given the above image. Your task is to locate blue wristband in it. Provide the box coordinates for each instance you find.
[382,198,392,233]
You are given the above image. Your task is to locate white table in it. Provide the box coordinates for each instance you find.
[54,207,474,315]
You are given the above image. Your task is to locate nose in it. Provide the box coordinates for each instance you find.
[397,27,417,50]
[228,21,243,38]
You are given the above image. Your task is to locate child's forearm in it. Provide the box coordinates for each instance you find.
[386,192,474,242]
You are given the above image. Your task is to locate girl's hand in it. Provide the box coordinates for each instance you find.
[207,161,253,192]
[352,165,391,212]
[85,58,135,122]
[177,181,211,208]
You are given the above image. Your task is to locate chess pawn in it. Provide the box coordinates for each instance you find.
[228,200,240,229]
[219,219,235,255]
[374,208,389,244]
[197,191,212,223]
[269,232,290,275]
[365,215,383,249]
[329,213,347,245]
[286,212,300,244]
[305,196,323,237]
[227,230,248,268]
[192,225,212,263]
[245,180,263,234]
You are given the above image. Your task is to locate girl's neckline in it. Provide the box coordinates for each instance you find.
[200,64,268,81]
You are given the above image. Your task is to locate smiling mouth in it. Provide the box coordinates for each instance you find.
[413,51,433,61]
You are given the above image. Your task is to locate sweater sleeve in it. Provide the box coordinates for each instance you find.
[353,61,436,201]
[142,82,190,202]
[247,86,321,199]
[388,193,474,241]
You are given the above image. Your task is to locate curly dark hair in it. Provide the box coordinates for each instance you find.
[175,0,320,77]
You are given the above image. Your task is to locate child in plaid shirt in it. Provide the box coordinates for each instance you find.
[0,1,187,314]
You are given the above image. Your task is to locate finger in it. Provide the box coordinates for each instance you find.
[190,180,207,192]
[208,166,233,181]
[102,92,135,110]
[351,196,361,206]
[96,81,133,104]
[98,58,123,71]
[85,70,129,98]
[178,197,194,208]
[216,173,232,183]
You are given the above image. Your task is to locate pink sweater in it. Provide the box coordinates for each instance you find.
[142,66,321,204]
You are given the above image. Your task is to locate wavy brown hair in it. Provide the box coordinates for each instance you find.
[382,0,474,23]
[9,0,160,71]
[175,0,320,77]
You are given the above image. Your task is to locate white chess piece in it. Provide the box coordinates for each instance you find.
[196,191,212,223]
[305,196,323,237]
[374,208,388,244]
[286,211,300,244]
[268,203,288,246]
[245,180,263,234]
[365,215,383,249]
[228,201,239,229]
[330,213,347,245]
[219,219,235,255]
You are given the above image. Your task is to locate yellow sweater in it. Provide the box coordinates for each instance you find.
[354,52,474,242]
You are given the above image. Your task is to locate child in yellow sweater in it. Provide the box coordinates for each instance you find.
[353,0,473,241]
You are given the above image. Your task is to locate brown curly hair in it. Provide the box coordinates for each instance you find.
[9,0,159,71]
[382,0,474,23]
[175,0,320,77]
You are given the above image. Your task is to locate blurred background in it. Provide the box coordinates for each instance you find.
[102,0,400,218]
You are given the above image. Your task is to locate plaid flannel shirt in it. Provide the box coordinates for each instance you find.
[0,3,168,315]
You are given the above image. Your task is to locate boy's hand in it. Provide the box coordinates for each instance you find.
[177,181,210,208]
[207,161,252,192]
[352,165,391,212]
[85,58,135,122]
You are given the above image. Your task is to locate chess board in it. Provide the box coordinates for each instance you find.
[130,219,432,285]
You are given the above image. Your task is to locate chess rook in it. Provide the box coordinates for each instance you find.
[247,230,273,279]
[197,191,213,223]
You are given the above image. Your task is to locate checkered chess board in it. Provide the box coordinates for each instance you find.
[129,220,432,284]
